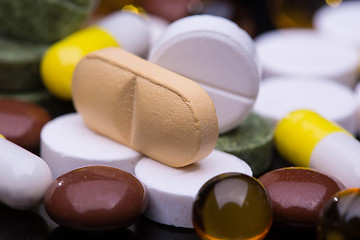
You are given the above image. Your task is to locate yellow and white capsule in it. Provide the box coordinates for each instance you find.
[41,9,150,100]
[275,109,360,188]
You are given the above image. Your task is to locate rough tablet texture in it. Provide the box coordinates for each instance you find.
[44,165,147,231]
[0,0,95,43]
[0,36,49,92]
[253,77,357,134]
[135,149,252,228]
[72,47,218,167]
[0,99,52,153]
[258,167,345,229]
[215,113,274,177]
[148,14,261,134]
[40,113,142,179]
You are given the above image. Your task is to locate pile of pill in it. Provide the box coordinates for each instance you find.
[1,1,360,240]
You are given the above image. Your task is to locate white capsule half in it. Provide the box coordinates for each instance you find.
[310,132,360,188]
[0,137,52,210]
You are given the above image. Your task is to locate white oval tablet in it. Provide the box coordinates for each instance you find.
[40,113,142,179]
[135,149,252,228]
[314,2,360,60]
[253,76,357,134]
[255,29,359,88]
[148,15,261,134]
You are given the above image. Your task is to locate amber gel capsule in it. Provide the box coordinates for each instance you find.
[275,109,360,188]
[317,188,360,240]
[192,172,272,240]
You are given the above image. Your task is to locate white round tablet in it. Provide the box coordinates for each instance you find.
[148,15,261,134]
[314,2,360,58]
[255,29,359,88]
[253,76,357,134]
[135,149,252,228]
[40,113,142,179]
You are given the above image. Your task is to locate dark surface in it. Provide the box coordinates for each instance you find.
[0,150,321,240]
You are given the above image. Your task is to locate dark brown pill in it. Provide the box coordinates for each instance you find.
[0,98,51,152]
[44,165,147,231]
[258,167,345,229]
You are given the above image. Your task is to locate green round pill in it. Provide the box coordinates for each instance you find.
[0,36,49,92]
[215,113,274,177]
[0,0,95,43]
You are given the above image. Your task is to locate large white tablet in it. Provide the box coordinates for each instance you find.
[40,113,142,179]
[255,29,359,88]
[135,149,252,228]
[148,15,261,134]
[253,76,357,134]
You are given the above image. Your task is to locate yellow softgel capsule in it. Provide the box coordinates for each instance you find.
[40,10,149,100]
[275,109,360,188]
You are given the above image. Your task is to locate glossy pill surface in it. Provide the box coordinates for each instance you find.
[0,137,52,210]
[0,99,52,152]
[192,172,272,240]
[135,149,252,228]
[258,167,345,229]
[44,165,147,231]
[317,188,360,240]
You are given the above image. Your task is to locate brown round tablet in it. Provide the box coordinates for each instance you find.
[0,98,52,152]
[258,167,345,229]
[44,165,147,231]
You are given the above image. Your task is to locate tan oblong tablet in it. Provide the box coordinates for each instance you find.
[72,47,219,167]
